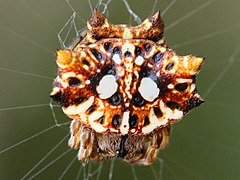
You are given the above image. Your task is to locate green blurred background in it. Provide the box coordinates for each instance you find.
[0,0,240,179]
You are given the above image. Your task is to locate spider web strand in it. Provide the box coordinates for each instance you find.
[21,133,70,180]
[0,24,54,55]
[27,149,72,179]
[161,0,177,17]
[0,124,56,154]
[166,0,217,31]
[0,67,54,80]
[203,45,240,98]
[58,155,77,180]
[0,103,49,112]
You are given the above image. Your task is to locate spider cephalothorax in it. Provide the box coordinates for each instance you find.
[50,10,204,165]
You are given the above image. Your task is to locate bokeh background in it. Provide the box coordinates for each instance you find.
[1,0,240,179]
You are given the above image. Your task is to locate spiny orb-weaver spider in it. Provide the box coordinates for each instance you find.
[50,10,204,165]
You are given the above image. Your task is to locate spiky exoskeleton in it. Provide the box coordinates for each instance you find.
[50,10,204,165]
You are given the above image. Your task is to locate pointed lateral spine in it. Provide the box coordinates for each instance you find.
[86,10,164,42]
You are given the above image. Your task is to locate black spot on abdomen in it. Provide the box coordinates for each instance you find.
[143,116,150,127]
[104,42,112,51]
[129,114,138,128]
[131,92,146,107]
[175,83,188,92]
[86,104,97,114]
[72,97,87,105]
[165,62,174,71]
[166,101,180,110]
[144,44,151,52]
[91,49,103,60]
[50,92,69,107]
[68,77,82,87]
[153,107,163,118]
[108,92,123,106]
[124,51,132,57]
[112,114,121,128]
[152,52,164,63]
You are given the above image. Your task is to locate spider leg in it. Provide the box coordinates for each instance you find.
[77,125,95,163]
[68,119,81,149]
[68,120,95,163]
[135,125,171,165]
[159,125,171,150]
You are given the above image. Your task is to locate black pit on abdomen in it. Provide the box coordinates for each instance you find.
[175,83,188,92]
[68,77,82,87]
[91,49,103,61]
[153,107,163,118]
[72,97,87,105]
[152,51,163,63]
[86,104,97,114]
[108,92,123,106]
[143,116,150,126]
[135,46,143,56]
[166,101,180,110]
[131,92,146,107]
[50,92,69,107]
[112,114,121,128]
[129,114,138,128]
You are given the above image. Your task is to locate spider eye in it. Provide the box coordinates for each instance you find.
[68,77,82,87]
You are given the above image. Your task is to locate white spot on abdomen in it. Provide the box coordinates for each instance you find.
[122,42,135,54]
[123,28,133,39]
[89,111,106,133]
[176,78,193,83]
[112,54,121,64]
[167,84,174,89]
[142,100,184,134]
[62,72,76,79]
[63,96,94,115]
[190,83,196,92]
[96,75,118,99]
[142,108,168,134]
[120,111,130,135]
[138,78,160,102]
[135,56,144,66]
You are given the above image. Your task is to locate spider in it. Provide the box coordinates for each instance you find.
[50,10,204,165]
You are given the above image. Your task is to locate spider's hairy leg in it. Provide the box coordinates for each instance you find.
[68,119,81,149]
[136,125,171,165]
[159,125,171,150]
[77,125,95,163]
[69,120,95,163]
